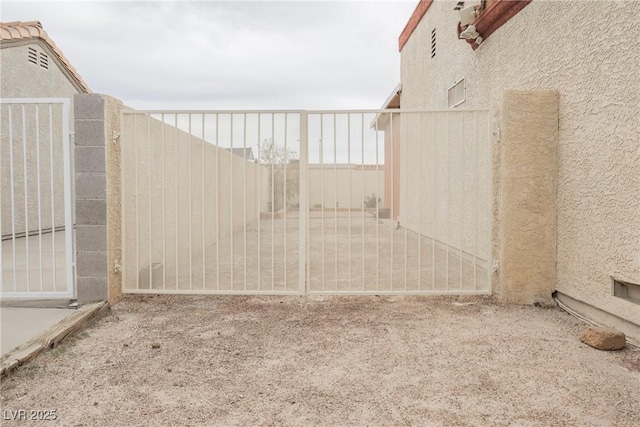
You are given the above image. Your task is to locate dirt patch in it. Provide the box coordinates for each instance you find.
[1,295,639,426]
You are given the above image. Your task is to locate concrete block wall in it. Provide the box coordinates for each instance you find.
[74,94,123,304]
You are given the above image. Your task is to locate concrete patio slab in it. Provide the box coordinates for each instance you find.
[0,307,75,356]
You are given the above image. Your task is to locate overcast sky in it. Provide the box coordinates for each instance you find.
[2,0,417,110]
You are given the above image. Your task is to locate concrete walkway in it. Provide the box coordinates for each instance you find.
[0,306,75,357]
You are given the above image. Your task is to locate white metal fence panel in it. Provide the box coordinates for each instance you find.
[1,98,75,299]
[120,109,491,295]
[305,110,491,294]
[121,111,302,294]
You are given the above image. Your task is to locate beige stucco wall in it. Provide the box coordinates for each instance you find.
[1,101,67,237]
[0,40,82,103]
[307,165,384,209]
[499,90,559,304]
[105,96,125,303]
[400,1,640,329]
[120,114,270,290]
[1,40,81,236]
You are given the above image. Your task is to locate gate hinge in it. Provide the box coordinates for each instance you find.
[492,259,500,274]
[492,127,501,142]
[112,131,120,143]
[114,259,122,273]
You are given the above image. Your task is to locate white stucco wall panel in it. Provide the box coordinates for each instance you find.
[400,0,639,324]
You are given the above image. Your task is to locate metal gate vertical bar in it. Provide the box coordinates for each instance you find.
[49,105,57,292]
[389,112,394,289]
[460,113,465,290]
[333,114,338,292]
[174,115,179,290]
[445,113,450,292]
[147,115,152,290]
[473,112,478,291]
[120,111,127,293]
[283,113,288,289]
[347,114,352,290]
[431,113,436,291]
[418,112,423,290]
[270,114,275,290]
[134,114,139,290]
[215,114,220,290]
[35,105,44,291]
[229,113,235,290]
[188,114,193,291]
[256,115,261,291]
[243,113,248,290]
[202,114,207,290]
[375,116,380,291]
[320,114,325,291]
[298,111,308,293]
[361,113,365,291]
[8,105,17,291]
[60,99,74,296]
[21,105,31,291]
[161,114,166,290]
[403,113,408,290]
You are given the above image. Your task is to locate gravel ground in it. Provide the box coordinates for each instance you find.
[1,295,639,426]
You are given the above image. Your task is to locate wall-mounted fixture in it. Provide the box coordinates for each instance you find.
[460,5,480,26]
[460,25,480,40]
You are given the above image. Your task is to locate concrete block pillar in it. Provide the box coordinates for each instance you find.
[498,90,559,304]
[74,94,123,304]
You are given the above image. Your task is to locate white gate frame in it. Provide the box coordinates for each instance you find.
[119,108,491,295]
[0,98,75,299]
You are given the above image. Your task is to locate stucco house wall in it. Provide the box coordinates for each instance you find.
[1,24,90,236]
[399,0,639,335]
[0,40,82,103]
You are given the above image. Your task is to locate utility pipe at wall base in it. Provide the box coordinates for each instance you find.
[553,292,639,348]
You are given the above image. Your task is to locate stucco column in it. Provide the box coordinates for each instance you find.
[74,93,123,304]
[497,90,559,304]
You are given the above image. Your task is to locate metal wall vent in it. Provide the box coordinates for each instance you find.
[448,78,466,108]
[613,278,640,304]
[39,52,49,70]
[28,47,38,65]
[431,28,437,59]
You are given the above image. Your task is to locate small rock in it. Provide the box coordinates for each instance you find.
[123,343,129,347]
[580,325,625,351]
[151,342,161,349]
[93,402,98,406]
[167,368,172,373]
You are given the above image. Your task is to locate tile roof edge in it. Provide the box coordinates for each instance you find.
[0,20,92,93]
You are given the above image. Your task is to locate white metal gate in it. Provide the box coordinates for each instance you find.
[120,109,491,295]
[1,98,75,299]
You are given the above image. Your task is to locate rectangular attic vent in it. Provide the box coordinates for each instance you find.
[39,52,49,69]
[28,47,38,64]
[448,78,466,108]
[431,28,437,58]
